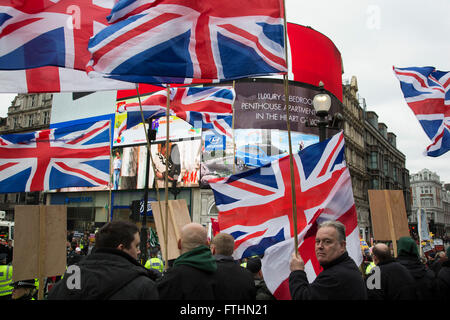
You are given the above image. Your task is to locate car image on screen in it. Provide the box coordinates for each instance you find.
[234,144,287,171]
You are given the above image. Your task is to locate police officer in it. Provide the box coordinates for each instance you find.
[145,248,164,273]
[0,253,13,300]
[11,279,37,300]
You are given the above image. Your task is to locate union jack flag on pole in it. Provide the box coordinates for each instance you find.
[393,66,450,157]
[0,120,111,193]
[118,86,235,137]
[0,0,134,93]
[87,0,287,84]
[209,131,362,299]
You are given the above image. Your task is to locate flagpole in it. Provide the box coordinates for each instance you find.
[232,80,236,174]
[164,85,171,270]
[108,119,112,223]
[135,84,166,266]
[281,1,299,254]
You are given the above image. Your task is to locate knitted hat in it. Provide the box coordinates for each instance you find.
[397,236,420,258]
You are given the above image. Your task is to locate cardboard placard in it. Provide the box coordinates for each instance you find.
[368,190,410,242]
[151,199,191,262]
[13,205,67,299]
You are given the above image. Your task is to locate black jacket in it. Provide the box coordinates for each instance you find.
[157,245,218,300]
[397,255,437,299]
[289,252,367,300]
[48,248,159,300]
[213,255,256,300]
[436,260,450,300]
[367,259,416,300]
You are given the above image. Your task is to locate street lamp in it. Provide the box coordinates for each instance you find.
[313,81,332,142]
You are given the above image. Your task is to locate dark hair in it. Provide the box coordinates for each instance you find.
[95,221,139,250]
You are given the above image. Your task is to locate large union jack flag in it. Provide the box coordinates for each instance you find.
[0,120,111,193]
[209,131,362,299]
[0,0,134,93]
[87,0,287,84]
[393,66,450,157]
[119,86,235,137]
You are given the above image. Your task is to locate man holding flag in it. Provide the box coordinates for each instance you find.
[289,220,367,300]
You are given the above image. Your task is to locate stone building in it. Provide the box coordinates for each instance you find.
[410,168,449,238]
[364,109,412,236]
[342,76,370,239]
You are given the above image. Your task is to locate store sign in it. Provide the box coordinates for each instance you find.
[64,197,93,204]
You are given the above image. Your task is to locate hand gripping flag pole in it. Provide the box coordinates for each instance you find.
[281,0,299,255]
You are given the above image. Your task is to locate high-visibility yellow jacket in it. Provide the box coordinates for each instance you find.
[145,257,164,273]
[365,262,376,275]
[0,265,13,297]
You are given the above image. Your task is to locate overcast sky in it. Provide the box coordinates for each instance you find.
[285,0,450,183]
[0,0,448,182]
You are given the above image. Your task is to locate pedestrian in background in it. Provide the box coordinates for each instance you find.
[48,221,158,300]
[396,236,437,299]
[210,232,256,300]
[0,253,13,300]
[436,247,450,300]
[289,220,367,300]
[245,256,275,300]
[11,279,37,300]
[367,243,416,300]
[157,223,217,299]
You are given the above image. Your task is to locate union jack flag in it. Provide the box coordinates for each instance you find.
[87,0,287,84]
[119,86,235,137]
[0,120,111,193]
[0,0,134,93]
[393,66,450,157]
[209,131,362,299]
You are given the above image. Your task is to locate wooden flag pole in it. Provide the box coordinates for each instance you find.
[108,120,112,222]
[281,0,299,253]
[232,80,236,174]
[135,84,167,265]
[164,85,171,270]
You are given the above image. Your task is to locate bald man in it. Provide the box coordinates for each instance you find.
[367,243,416,300]
[157,223,218,300]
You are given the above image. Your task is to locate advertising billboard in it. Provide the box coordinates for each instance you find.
[199,79,342,187]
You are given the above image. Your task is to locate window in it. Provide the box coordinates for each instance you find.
[43,111,50,125]
[369,152,378,169]
[371,178,379,189]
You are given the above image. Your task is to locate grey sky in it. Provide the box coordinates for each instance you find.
[0,0,448,182]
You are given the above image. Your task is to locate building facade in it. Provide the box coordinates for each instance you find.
[364,109,412,238]
[342,76,370,239]
[410,168,449,239]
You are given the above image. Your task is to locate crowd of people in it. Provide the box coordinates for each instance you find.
[1,220,449,301]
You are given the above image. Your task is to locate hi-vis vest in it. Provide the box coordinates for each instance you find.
[0,265,13,297]
[365,262,376,275]
[145,258,164,273]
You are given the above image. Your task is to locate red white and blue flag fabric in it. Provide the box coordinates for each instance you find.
[87,0,287,84]
[0,120,111,193]
[0,0,134,93]
[393,66,450,157]
[119,86,235,137]
[209,131,362,299]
